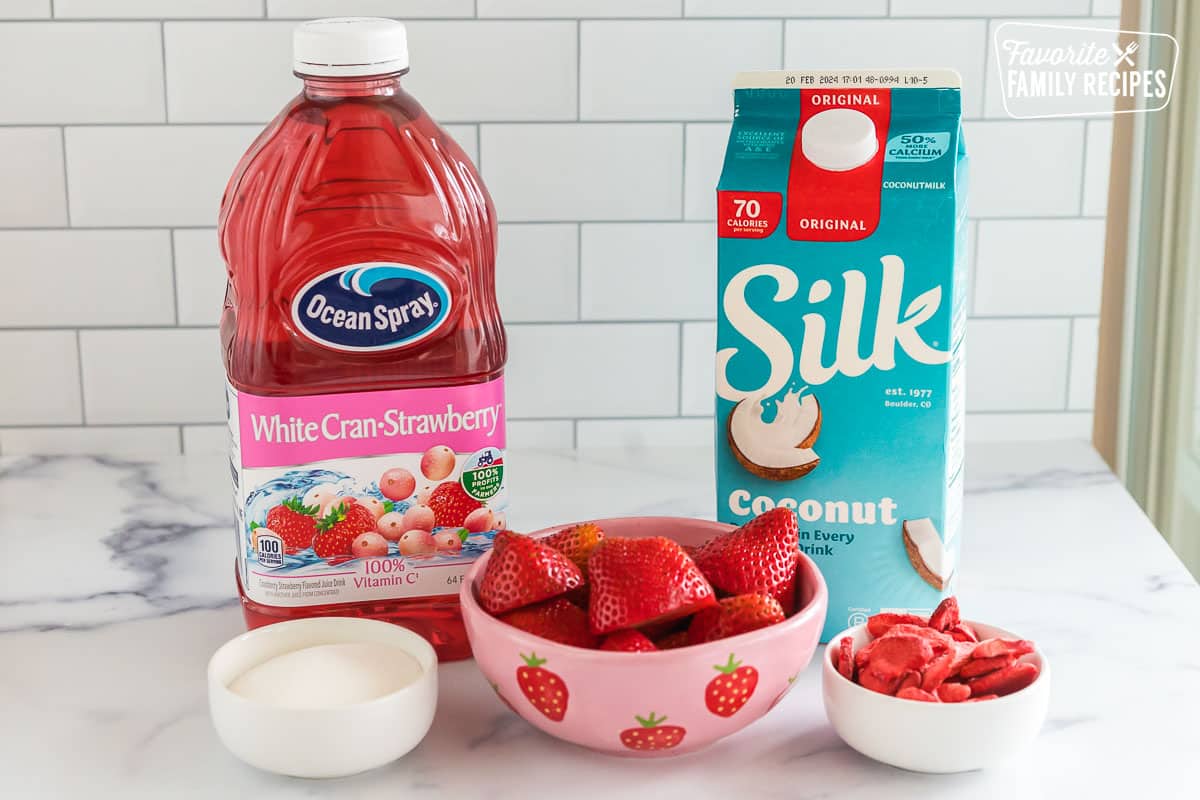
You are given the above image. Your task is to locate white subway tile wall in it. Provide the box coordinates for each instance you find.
[0,6,1110,455]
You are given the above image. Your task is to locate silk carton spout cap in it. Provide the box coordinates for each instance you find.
[293,17,408,77]
[801,108,878,172]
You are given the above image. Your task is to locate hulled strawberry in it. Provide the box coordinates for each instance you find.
[599,629,658,652]
[264,496,319,553]
[498,598,597,648]
[687,593,785,644]
[478,530,583,614]
[587,536,716,635]
[543,522,605,572]
[619,713,686,752]
[704,653,759,717]
[312,501,377,559]
[693,507,800,613]
[516,652,569,721]
[426,481,481,528]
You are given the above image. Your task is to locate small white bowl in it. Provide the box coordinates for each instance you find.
[822,620,1050,773]
[208,617,437,778]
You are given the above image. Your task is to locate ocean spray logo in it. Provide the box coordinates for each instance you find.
[995,23,1178,119]
[292,263,452,352]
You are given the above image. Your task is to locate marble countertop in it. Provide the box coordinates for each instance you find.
[1,442,1198,799]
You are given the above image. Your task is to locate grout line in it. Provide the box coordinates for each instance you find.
[0,314,1099,333]
[1078,120,1091,214]
[679,123,686,219]
[0,214,1109,232]
[473,0,478,19]
[0,422,224,430]
[0,16,1106,23]
[1063,318,1076,410]
[575,20,582,122]
[572,419,579,450]
[58,126,71,226]
[778,17,785,67]
[74,330,86,424]
[168,229,180,325]
[0,115,1068,128]
[969,220,981,315]
[677,323,685,416]
[178,425,185,455]
[576,223,583,320]
[979,12,992,117]
[262,0,268,18]
[159,21,170,123]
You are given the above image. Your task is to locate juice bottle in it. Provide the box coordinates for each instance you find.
[219,18,507,661]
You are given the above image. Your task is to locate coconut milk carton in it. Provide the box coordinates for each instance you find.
[715,71,966,641]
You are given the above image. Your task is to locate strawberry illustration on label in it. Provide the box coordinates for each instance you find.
[516,652,568,721]
[427,481,482,528]
[619,712,686,752]
[705,653,759,717]
[263,496,320,553]
[312,501,377,559]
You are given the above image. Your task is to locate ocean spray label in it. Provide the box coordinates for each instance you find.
[717,71,966,641]
[229,378,508,608]
[292,262,452,352]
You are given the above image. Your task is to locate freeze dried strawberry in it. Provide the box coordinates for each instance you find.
[866,612,928,638]
[896,671,921,693]
[947,624,979,643]
[836,636,855,681]
[972,638,1036,659]
[864,635,935,679]
[965,661,1040,697]
[919,644,973,691]
[936,682,971,703]
[896,687,939,702]
[958,654,1017,679]
[880,623,956,651]
[854,638,880,669]
[928,596,960,631]
[858,669,902,696]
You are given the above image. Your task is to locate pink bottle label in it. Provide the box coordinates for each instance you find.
[228,378,508,608]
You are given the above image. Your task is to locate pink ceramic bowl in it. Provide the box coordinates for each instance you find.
[459,516,828,757]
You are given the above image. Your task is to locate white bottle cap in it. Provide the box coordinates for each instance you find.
[801,108,878,172]
[293,17,409,77]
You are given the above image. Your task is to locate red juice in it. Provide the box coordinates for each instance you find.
[218,18,506,661]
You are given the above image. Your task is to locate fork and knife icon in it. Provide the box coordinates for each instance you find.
[1112,40,1139,67]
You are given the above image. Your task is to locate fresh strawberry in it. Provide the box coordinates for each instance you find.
[587,536,717,635]
[704,653,759,717]
[599,629,658,652]
[264,496,319,553]
[312,501,377,559]
[498,598,597,648]
[478,530,583,615]
[516,652,569,721]
[692,508,800,613]
[654,630,691,650]
[426,481,481,528]
[543,522,605,573]
[619,712,686,752]
[687,593,785,644]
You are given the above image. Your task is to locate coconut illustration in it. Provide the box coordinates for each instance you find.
[902,517,953,591]
[726,389,822,481]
